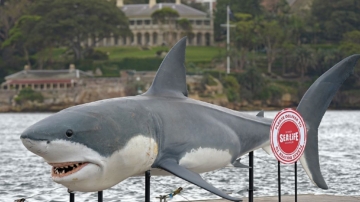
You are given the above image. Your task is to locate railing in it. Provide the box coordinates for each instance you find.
[69,191,103,202]
[64,152,256,202]
[17,151,300,202]
[129,24,212,30]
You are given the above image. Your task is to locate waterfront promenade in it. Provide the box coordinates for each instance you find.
[178,194,360,202]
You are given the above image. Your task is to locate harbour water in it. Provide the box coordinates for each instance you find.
[1,111,360,202]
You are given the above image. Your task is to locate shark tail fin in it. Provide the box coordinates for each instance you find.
[296,54,360,189]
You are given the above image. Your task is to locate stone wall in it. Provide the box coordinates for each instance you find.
[0,90,17,112]
[2,76,357,112]
[0,75,223,112]
[0,78,126,112]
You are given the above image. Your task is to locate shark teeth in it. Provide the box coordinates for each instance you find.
[51,162,88,177]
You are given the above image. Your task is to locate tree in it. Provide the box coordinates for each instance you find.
[287,16,306,45]
[237,67,267,100]
[15,87,44,105]
[340,30,360,56]
[255,19,285,74]
[2,15,41,68]
[214,0,263,41]
[151,7,179,46]
[262,0,290,15]
[29,0,132,60]
[0,0,32,79]
[311,0,360,42]
[223,75,240,102]
[177,18,193,38]
[0,0,31,44]
[312,48,344,76]
[233,13,258,71]
[293,45,316,79]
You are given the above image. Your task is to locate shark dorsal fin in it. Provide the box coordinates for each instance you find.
[143,37,188,98]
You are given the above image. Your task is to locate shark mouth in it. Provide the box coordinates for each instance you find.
[50,162,89,177]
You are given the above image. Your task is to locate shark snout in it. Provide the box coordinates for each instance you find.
[21,127,52,155]
[21,125,52,142]
[21,138,49,156]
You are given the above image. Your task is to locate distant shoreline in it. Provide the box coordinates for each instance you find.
[1,106,360,113]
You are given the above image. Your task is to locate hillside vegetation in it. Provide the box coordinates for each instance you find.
[1,0,360,110]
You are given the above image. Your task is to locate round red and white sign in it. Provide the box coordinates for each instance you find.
[270,108,307,164]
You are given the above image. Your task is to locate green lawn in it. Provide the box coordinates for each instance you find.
[185,46,224,63]
[95,46,224,63]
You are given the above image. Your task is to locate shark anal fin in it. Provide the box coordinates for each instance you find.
[256,110,264,117]
[157,159,242,202]
[262,145,273,155]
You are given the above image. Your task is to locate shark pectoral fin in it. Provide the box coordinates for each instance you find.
[232,158,250,168]
[157,159,242,202]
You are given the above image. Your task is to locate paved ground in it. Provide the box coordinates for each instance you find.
[177,195,360,202]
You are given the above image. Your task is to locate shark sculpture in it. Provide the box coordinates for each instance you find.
[21,38,360,201]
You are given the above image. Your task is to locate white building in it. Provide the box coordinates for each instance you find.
[97,0,214,47]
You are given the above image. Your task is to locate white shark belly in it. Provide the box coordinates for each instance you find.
[179,147,232,173]
[148,148,232,176]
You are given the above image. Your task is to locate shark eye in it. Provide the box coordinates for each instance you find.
[65,129,74,138]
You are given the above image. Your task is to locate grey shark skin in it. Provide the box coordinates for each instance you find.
[21,37,360,202]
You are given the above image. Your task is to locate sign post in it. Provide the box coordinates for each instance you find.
[270,109,307,202]
[98,191,103,202]
[278,161,281,202]
[145,170,151,202]
[295,162,297,202]
[248,151,254,202]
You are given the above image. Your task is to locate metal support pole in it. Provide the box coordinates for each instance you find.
[295,162,297,202]
[98,191,103,202]
[248,151,254,202]
[278,161,281,202]
[69,192,74,202]
[226,5,230,74]
[145,170,151,202]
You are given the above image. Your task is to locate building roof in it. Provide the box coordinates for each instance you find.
[121,3,207,18]
[5,70,92,81]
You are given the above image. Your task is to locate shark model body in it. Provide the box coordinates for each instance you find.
[21,38,360,201]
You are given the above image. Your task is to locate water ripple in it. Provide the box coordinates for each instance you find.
[1,111,360,201]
